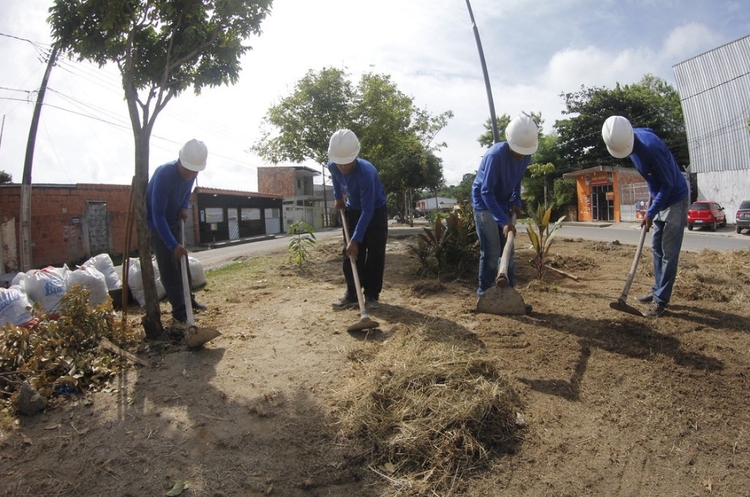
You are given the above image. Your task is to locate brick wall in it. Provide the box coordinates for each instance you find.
[257,168,297,196]
[0,184,134,270]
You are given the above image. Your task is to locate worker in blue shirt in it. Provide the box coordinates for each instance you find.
[146,139,208,326]
[327,129,388,310]
[472,115,538,307]
[602,116,689,317]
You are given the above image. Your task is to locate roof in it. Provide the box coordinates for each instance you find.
[562,165,642,179]
[194,186,283,200]
[257,165,320,176]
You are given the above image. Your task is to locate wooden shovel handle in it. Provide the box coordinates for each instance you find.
[496,212,517,287]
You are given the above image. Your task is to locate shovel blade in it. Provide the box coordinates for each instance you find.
[347,317,380,332]
[476,286,527,315]
[185,325,222,348]
[609,299,644,317]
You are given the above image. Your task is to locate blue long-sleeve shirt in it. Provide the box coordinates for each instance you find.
[629,128,688,218]
[471,141,531,226]
[146,160,195,251]
[328,158,387,242]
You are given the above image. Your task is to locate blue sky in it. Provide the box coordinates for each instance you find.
[0,0,748,191]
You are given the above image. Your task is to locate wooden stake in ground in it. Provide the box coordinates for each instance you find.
[99,338,152,367]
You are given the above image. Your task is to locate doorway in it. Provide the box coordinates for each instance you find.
[591,185,614,221]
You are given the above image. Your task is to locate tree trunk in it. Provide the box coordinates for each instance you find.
[133,129,163,339]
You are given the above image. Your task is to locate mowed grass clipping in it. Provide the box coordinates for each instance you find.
[333,325,523,495]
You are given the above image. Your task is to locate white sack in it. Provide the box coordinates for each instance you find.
[82,253,121,291]
[0,285,37,328]
[67,266,109,306]
[127,258,167,307]
[188,256,207,288]
[24,266,69,317]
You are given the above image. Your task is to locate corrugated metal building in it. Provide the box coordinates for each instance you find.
[673,35,750,220]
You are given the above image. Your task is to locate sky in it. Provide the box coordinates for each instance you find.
[0,0,748,192]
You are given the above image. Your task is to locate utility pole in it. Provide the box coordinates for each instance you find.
[0,115,6,153]
[465,0,499,144]
[321,164,328,228]
[20,45,58,272]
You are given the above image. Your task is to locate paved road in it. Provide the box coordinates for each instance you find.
[192,221,750,271]
[558,223,750,252]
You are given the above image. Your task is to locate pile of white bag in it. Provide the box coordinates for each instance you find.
[0,254,206,328]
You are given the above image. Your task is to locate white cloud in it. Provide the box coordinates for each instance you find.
[661,22,725,62]
[1,0,747,191]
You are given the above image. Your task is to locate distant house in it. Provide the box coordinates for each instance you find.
[192,187,283,246]
[416,197,457,213]
[0,183,282,273]
[673,34,750,218]
[562,166,649,222]
[258,165,336,230]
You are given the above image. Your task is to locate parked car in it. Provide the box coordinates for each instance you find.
[687,201,726,231]
[736,200,750,234]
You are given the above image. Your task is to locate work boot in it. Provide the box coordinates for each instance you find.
[365,296,380,310]
[332,293,357,308]
[636,294,653,303]
[192,300,207,311]
[644,301,666,318]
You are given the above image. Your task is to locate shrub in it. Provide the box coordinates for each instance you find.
[409,205,477,280]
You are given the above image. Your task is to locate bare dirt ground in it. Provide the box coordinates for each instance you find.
[2,226,750,496]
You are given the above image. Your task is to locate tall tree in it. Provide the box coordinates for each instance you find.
[0,171,11,184]
[455,173,476,204]
[49,0,272,338]
[254,68,452,219]
[554,74,688,172]
[254,67,352,165]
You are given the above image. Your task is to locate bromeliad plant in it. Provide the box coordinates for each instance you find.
[287,221,316,269]
[409,205,477,280]
[526,204,565,279]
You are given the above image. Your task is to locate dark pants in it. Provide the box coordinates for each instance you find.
[150,226,194,322]
[342,206,388,300]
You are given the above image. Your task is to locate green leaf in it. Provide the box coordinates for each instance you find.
[165,480,188,496]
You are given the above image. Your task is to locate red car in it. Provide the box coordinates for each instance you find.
[687,201,726,231]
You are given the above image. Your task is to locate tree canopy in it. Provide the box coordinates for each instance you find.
[253,67,453,216]
[48,0,273,338]
[554,74,688,172]
[0,171,11,184]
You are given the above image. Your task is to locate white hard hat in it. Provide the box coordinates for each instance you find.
[505,115,539,155]
[328,129,360,164]
[179,139,208,172]
[602,116,634,159]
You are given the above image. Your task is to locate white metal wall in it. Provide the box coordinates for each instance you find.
[673,35,750,176]
[695,169,750,220]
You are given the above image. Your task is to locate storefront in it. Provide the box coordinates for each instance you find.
[563,166,648,223]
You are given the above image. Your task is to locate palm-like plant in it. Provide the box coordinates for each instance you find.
[526,204,565,279]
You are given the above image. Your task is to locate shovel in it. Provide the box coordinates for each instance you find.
[339,209,379,332]
[609,224,648,317]
[476,213,528,315]
[180,220,221,348]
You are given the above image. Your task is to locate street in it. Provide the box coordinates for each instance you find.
[191,221,750,271]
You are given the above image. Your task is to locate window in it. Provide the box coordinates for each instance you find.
[241,208,261,221]
[204,207,224,223]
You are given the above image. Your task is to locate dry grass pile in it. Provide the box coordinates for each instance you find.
[675,249,750,303]
[0,288,141,415]
[334,326,523,495]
